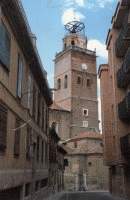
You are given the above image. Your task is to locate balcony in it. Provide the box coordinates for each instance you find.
[118,92,130,122]
[120,134,130,159]
[115,13,130,57]
[117,48,130,88]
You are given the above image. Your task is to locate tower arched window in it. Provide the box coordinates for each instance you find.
[64,75,68,89]
[57,78,61,90]
[71,40,75,46]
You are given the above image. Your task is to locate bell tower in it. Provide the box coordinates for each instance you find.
[54,21,99,137]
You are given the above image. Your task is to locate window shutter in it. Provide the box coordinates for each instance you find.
[0,103,7,152]
[26,126,32,160]
[14,118,21,157]
[16,55,23,98]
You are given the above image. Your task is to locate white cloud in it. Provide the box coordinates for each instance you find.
[87,39,108,59]
[64,0,85,7]
[62,8,85,25]
[87,0,115,9]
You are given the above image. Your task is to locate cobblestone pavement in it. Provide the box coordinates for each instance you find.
[46,191,125,200]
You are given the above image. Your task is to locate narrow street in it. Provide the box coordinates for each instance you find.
[47,191,124,200]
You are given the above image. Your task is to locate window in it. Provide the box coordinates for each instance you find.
[57,79,61,90]
[88,162,92,166]
[26,126,32,160]
[37,91,41,126]
[64,75,68,89]
[36,136,40,162]
[71,40,75,45]
[41,140,44,163]
[27,73,32,110]
[14,117,21,157]
[35,181,39,191]
[0,22,11,69]
[87,78,91,87]
[77,76,81,84]
[16,54,24,98]
[25,183,31,197]
[83,121,88,128]
[32,83,36,119]
[40,178,48,188]
[74,141,77,148]
[41,100,44,130]
[83,108,88,117]
[0,102,7,152]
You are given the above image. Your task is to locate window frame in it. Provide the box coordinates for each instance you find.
[83,121,88,128]
[0,21,11,70]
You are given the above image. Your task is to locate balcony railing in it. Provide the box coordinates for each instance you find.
[117,48,130,88]
[118,92,130,122]
[115,13,130,57]
[120,133,130,159]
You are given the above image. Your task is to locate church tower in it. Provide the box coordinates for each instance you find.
[54,21,99,138]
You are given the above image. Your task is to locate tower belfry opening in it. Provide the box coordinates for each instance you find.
[63,21,87,50]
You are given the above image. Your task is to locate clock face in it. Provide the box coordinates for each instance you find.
[81,63,88,70]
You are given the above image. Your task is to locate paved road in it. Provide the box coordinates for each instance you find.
[47,191,124,200]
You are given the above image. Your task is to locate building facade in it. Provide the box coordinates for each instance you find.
[0,1,52,200]
[64,132,108,191]
[99,1,130,199]
[49,123,67,193]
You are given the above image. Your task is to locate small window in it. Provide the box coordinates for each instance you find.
[77,76,81,84]
[35,181,39,191]
[25,183,31,197]
[57,79,61,90]
[14,117,21,157]
[0,22,11,69]
[83,121,88,128]
[88,162,92,166]
[71,40,75,45]
[0,102,8,152]
[87,78,91,87]
[64,75,68,89]
[36,136,40,162]
[83,109,88,117]
[74,141,77,148]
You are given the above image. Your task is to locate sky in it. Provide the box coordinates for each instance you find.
[22,0,117,87]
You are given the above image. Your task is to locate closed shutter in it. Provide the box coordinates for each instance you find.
[14,118,21,157]
[0,102,7,152]
[16,55,23,98]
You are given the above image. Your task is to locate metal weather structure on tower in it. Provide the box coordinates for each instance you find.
[65,21,85,35]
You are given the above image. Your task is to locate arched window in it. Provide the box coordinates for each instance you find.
[57,78,61,90]
[64,75,68,89]
[87,78,91,87]
[77,76,81,84]
[71,40,75,46]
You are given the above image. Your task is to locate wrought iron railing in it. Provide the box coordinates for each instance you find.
[118,92,130,122]
[120,133,130,159]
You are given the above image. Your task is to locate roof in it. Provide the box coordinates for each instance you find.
[70,131,102,142]
[1,0,52,105]
[50,102,70,112]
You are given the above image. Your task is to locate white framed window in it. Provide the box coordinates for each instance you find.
[83,121,88,128]
[83,108,88,117]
